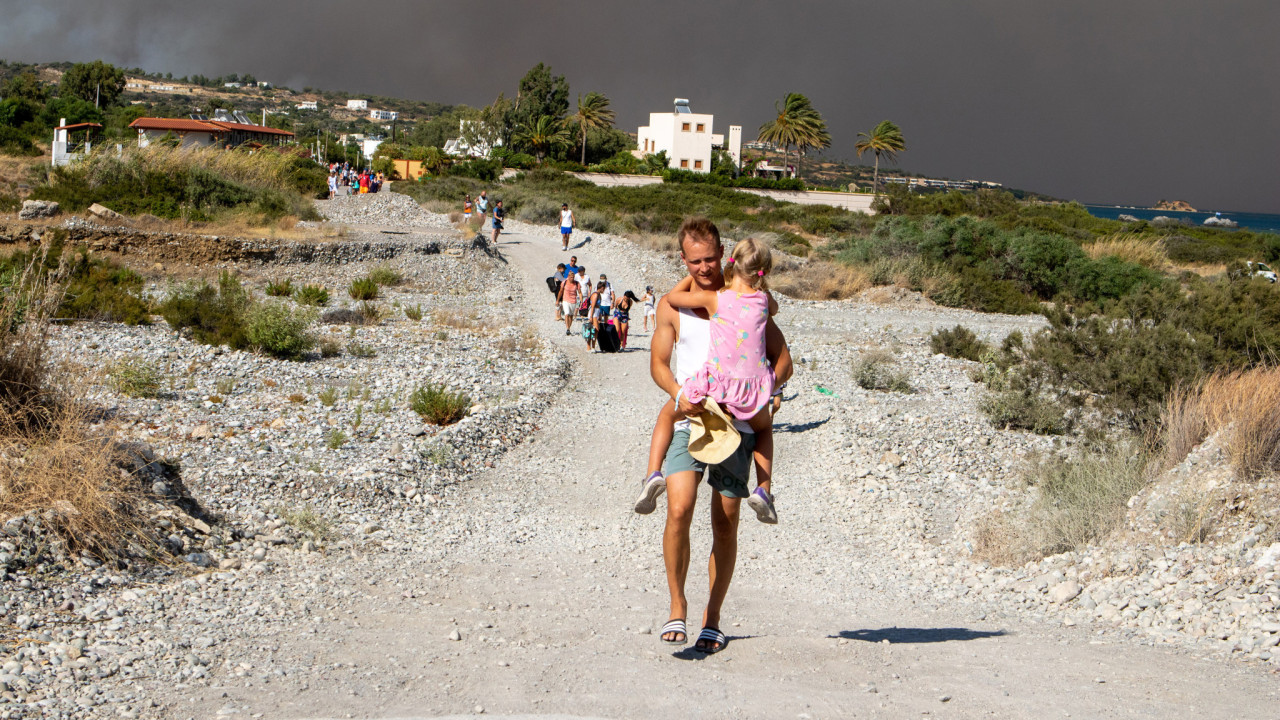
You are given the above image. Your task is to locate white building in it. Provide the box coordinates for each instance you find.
[369,109,398,121]
[346,99,368,110]
[443,119,502,158]
[296,100,318,110]
[636,99,741,173]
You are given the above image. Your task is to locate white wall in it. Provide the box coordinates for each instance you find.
[637,112,714,172]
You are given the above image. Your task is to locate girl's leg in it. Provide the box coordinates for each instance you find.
[647,399,679,477]
[747,408,773,496]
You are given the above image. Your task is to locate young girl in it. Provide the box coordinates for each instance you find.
[462,194,473,223]
[634,237,779,524]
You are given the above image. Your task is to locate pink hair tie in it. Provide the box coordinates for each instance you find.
[757,270,764,276]
[726,258,735,264]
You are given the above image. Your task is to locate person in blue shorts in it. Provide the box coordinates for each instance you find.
[560,203,575,250]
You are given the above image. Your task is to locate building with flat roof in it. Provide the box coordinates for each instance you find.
[636,99,741,173]
[370,109,398,121]
[346,99,368,110]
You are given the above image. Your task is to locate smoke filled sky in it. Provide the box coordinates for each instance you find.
[4,1,1277,212]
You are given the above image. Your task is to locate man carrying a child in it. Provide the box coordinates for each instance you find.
[644,218,792,653]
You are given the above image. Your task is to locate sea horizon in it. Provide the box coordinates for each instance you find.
[1083,203,1280,235]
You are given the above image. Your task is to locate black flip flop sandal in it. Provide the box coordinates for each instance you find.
[695,626,727,654]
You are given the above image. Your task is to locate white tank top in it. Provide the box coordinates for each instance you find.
[674,307,753,433]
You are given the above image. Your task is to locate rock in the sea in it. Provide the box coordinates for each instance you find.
[1118,214,1139,223]
[19,200,60,220]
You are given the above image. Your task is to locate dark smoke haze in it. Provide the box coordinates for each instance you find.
[3,1,1277,212]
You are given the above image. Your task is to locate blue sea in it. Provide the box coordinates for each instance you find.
[1084,205,1280,236]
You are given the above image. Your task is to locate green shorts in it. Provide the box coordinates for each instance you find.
[662,428,757,499]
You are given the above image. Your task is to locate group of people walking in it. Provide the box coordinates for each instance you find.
[462,190,505,244]
[547,255,656,353]
[327,162,383,197]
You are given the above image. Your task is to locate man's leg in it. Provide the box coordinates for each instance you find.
[703,491,741,634]
[662,470,699,641]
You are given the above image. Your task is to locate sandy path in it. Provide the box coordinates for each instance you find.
[185,227,1276,719]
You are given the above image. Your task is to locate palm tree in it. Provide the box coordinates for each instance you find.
[513,115,571,164]
[855,120,906,195]
[642,150,670,175]
[572,92,616,165]
[757,93,830,181]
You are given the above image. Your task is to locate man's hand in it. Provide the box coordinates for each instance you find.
[676,394,705,418]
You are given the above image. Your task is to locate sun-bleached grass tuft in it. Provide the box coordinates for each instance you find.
[772,260,870,300]
[1160,367,1280,479]
[1084,233,1170,271]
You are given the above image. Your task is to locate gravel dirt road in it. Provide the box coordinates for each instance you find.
[185,222,1276,720]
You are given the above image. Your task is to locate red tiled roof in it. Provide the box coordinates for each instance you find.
[130,117,225,133]
[206,120,294,137]
[127,117,294,137]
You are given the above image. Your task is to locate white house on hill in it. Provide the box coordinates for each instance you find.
[636,99,741,172]
[346,99,368,110]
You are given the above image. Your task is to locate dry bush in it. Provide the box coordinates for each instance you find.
[633,233,679,254]
[1085,234,1170,271]
[972,509,1037,567]
[1161,367,1280,479]
[1023,443,1149,556]
[772,261,870,300]
[0,244,68,436]
[434,308,493,332]
[0,403,151,560]
[497,327,541,358]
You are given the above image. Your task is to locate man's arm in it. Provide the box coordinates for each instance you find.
[650,298,703,417]
[765,317,792,387]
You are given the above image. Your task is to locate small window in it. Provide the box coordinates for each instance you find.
[682,123,691,132]
[680,159,689,168]
[694,160,703,169]
[696,123,705,132]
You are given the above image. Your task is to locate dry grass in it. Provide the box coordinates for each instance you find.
[633,232,679,254]
[1084,233,1170,271]
[1172,262,1227,278]
[84,145,297,191]
[497,327,541,359]
[0,242,156,560]
[433,308,493,332]
[1160,367,1280,479]
[772,260,870,300]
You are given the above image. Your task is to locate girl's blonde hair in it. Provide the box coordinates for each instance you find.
[725,237,772,290]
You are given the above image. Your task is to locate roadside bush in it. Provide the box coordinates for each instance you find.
[367,265,404,286]
[1023,443,1149,555]
[318,339,341,358]
[404,304,424,321]
[1161,367,1280,480]
[349,277,379,300]
[243,301,317,360]
[853,350,912,393]
[265,280,294,297]
[930,325,990,361]
[979,387,1071,435]
[320,308,372,325]
[293,284,329,307]
[513,196,561,225]
[106,358,163,398]
[346,341,376,358]
[160,272,251,350]
[2,244,152,325]
[447,158,502,182]
[409,384,471,425]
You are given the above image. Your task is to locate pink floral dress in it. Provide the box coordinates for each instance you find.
[682,289,775,420]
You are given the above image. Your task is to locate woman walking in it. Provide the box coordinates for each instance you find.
[557,263,581,336]
[642,285,657,332]
[614,290,637,350]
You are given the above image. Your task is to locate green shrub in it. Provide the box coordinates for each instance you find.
[105,357,163,398]
[265,279,294,297]
[293,284,329,306]
[979,387,1070,435]
[367,265,404,286]
[160,271,250,349]
[930,325,990,361]
[346,341,376,358]
[326,429,348,449]
[514,196,561,224]
[409,384,471,425]
[242,302,317,360]
[349,277,379,300]
[319,338,341,358]
[853,350,912,393]
[404,304,423,321]
[318,387,338,405]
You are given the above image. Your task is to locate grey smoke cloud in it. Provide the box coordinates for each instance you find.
[2,0,1277,212]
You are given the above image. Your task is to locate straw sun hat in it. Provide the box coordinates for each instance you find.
[687,398,742,465]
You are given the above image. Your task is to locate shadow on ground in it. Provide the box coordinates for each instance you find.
[832,627,1008,644]
[774,416,830,433]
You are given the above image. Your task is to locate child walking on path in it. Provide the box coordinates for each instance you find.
[634,237,779,523]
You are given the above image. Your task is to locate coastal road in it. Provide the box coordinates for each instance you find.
[223,221,1277,719]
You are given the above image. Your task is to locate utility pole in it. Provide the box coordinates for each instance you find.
[95,82,100,109]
